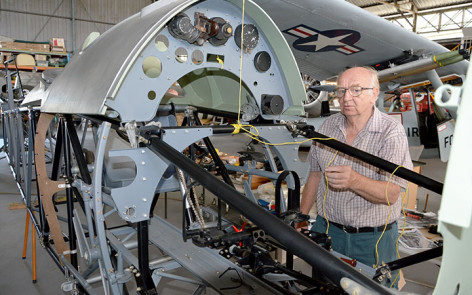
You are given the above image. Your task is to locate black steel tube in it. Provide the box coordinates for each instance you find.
[1,113,5,141]
[193,114,234,230]
[273,263,335,289]
[305,129,443,194]
[147,138,391,294]
[165,192,168,219]
[274,170,300,271]
[62,119,78,268]
[65,115,92,184]
[29,109,49,237]
[45,243,66,274]
[193,114,235,188]
[387,246,442,272]
[160,124,443,194]
[161,124,237,134]
[51,121,63,181]
[137,221,158,293]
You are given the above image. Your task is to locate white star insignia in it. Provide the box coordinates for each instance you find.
[300,33,351,51]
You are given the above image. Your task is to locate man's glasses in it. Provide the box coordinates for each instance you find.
[334,86,373,98]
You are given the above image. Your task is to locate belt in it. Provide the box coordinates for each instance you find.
[329,220,395,234]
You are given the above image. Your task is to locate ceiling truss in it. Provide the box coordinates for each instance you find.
[386,4,472,34]
[350,1,472,40]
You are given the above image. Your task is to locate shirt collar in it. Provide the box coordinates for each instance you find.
[368,107,383,133]
[338,106,381,135]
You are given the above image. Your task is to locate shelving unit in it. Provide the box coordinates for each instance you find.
[0,48,69,57]
[0,64,63,71]
[0,48,69,71]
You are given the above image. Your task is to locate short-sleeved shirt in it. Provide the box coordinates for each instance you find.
[309,107,413,227]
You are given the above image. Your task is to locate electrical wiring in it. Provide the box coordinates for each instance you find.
[247,133,336,146]
[237,115,408,285]
[232,0,332,148]
[237,0,246,126]
[230,12,408,277]
[231,4,404,275]
[374,165,403,268]
[323,150,339,234]
[390,183,410,288]
[231,123,336,146]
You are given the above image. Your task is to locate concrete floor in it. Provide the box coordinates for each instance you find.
[0,155,65,295]
[0,130,445,294]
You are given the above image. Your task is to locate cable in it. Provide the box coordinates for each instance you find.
[374,165,403,268]
[390,183,410,288]
[230,0,333,148]
[232,123,337,146]
[323,151,338,234]
[238,122,406,275]
[177,168,206,228]
[237,0,246,126]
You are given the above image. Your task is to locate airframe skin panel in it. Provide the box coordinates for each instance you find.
[41,0,196,115]
[254,0,469,83]
[42,0,306,122]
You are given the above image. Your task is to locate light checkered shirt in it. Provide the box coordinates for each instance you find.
[309,107,413,227]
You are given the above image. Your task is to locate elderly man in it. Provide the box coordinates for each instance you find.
[300,66,413,280]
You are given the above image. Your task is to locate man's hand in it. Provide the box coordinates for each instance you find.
[325,165,358,190]
[325,165,402,205]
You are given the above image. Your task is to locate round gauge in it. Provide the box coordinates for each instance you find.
[254,51,271,72]
[234,24,259,50]
[261,95,284,115]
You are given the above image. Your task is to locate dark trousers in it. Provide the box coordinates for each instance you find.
[312,215,399,288]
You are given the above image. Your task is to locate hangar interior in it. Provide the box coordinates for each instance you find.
[1,0,471,295]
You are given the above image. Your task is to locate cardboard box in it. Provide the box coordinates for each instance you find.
[1,41,17,49]
[36,60,49,67]
[35,54,47,61]
[50,38,65,48]
[50,45,66,52]
[0,41,50,52]
[0,41,16,49]
[403,165,422,210]
[13,42,31,50]
[41,44,50,51]
[33,43,50,51]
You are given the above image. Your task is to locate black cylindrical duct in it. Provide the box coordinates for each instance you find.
[147,138,391,294]
[304,129,443,194]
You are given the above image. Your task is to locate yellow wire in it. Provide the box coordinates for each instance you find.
[374,165,403,268]
[232,123,336,146]
[323,151,338,234]
[390,183,409,288]
[239,118,407,283]
[216,55,224,69]
[237,0,246,125]
[246,134,336,146]
[234,122,339,236]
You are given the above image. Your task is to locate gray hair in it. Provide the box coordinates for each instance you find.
[337,66,379,89]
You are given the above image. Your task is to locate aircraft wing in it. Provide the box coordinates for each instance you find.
[254,0,468,85]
